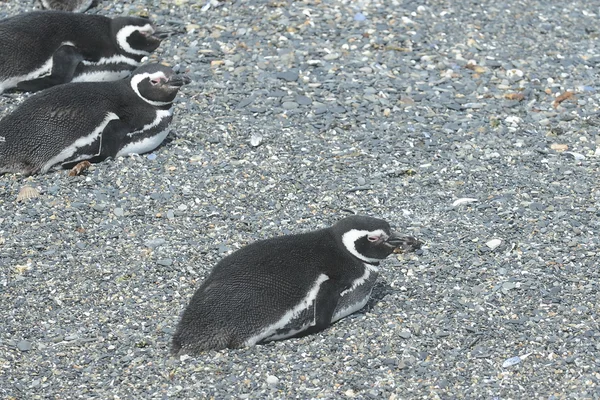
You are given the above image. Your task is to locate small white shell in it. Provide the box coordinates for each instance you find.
[250,134,263,147]
[16,186,40,202]
[486,238,502,250]
[452,198,478,207]
[502,356,522,368]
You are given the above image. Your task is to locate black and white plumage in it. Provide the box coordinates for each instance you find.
[0,11,166,93]
[0,63,190,175]
[171,215,422,355]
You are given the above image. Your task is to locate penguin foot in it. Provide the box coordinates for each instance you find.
[68,160,91,177]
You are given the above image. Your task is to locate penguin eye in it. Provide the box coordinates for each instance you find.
[150,78,161,85]
[367,235,379,242]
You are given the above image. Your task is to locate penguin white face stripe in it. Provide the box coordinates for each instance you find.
[342,229,388,264]
[41,112,120,173]
[81,55,139,67]
[243,273,330,346]
[130,71,173,107]
[116,24,154,56]
[72,70,132,83]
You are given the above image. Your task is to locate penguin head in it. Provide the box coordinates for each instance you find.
[111,16,163,59]
[129,63,191,108]
[334,215,422,264]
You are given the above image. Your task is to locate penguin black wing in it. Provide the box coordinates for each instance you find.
[16,45,84,92]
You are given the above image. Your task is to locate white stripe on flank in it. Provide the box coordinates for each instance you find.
[41,112,119,172]
[116,24,154,56]
[243,273,330,346]
[0,41,75,93]
[72,70,131,83]
[130,71,172,107]
[81,54,139,67]
[0,58,52,94]
[341,229,387,264]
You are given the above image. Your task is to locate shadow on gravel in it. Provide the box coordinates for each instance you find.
[365,279,395,312]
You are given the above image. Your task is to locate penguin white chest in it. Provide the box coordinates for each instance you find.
[116,109,172,157]
[332,264,379,323]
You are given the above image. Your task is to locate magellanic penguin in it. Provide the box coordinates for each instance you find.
[0,63,190,175]
[171,215,422,355]
[0,11,167,93]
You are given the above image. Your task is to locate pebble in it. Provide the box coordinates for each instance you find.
[17,340,32,352]
[276,71,299,82]
[266,375,279,386]
[399,331,412,339]
[282,101,299,110]
[145,238,166,248]
[157,259,173,267]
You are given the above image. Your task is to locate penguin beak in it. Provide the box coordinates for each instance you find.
[168,74,191,87]
[386,233,422,253]
[154,30,173,40]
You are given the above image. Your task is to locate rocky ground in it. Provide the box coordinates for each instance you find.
[1,0,599,398]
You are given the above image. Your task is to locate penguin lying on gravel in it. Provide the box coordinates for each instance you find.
[0,63,190,175]
[171,215,422,355]
[0,11,167,93]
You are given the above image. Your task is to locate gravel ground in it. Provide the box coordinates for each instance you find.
[2,0,600,398]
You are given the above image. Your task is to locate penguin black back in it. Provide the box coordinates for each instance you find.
[171,215,421,355]
[0,11,164,93]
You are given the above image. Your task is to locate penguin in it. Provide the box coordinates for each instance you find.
[0,63,190,175]
[171,215,422,355]
[0,11,167,93]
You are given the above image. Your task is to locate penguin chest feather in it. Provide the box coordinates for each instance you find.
[332,263,379,323]
[116,109,172,157]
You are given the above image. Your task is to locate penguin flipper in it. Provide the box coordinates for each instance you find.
[292,279,341,339]
[87,119,132,163]
[16,45,84,92]
[60,118,130,169]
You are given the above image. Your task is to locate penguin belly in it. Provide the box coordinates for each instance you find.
[331,264,379,323]
[115,109,172,157]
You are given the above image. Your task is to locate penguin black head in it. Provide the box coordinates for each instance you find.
[111,17,164,60]
[129,63,191,108]
[333,215,422,264]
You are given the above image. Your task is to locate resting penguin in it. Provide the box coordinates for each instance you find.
[0,63,190,175]
[0,11,167,93]
[171,215,422,355]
